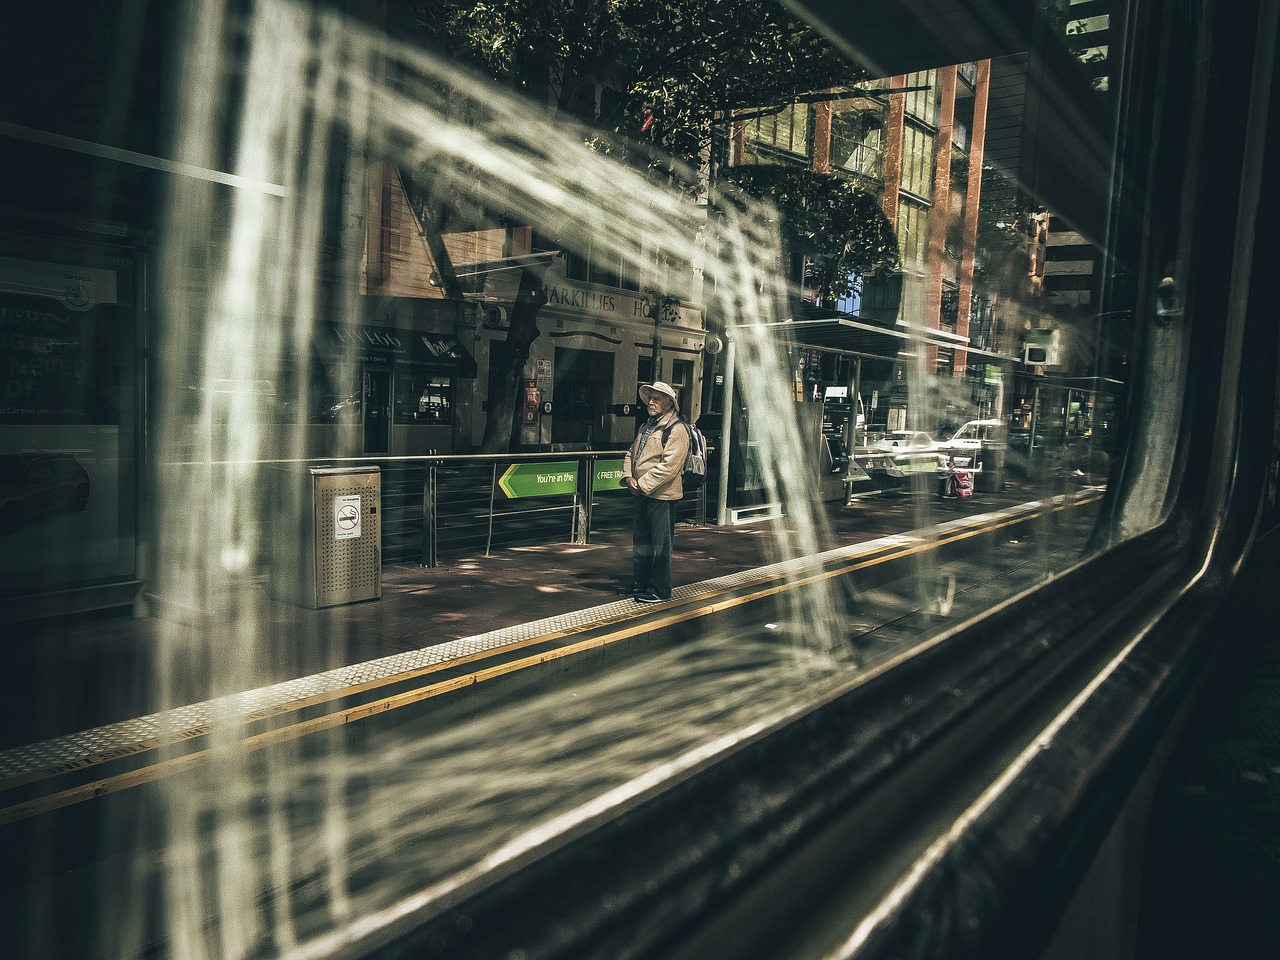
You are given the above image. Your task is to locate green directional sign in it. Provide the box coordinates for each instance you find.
[592,458,626,493]
[498,461,578,499]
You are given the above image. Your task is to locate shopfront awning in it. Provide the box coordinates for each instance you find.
[319,324,478,378]
[413,331,478,378]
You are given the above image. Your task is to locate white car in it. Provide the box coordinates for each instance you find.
[858,430,949,481]
[938,419,1005,468]
[872,430,938,454]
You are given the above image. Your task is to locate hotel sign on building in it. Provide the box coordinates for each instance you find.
[541,282,700,328]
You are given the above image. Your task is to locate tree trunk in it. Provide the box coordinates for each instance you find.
[478,264,549,453]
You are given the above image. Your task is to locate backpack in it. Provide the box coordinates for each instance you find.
[662,418,708,489]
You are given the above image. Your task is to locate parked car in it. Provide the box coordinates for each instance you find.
[937,419,1005,468]
[853,430,950,486]
[872,430,939,454]
[0,453,92,535]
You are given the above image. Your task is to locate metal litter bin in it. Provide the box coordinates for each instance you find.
[976,443,1006,492]
[272,465,381,608]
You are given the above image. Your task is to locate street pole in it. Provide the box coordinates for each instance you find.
[716,336,737,526]
[851,356,863,446]
[652,309,662,381]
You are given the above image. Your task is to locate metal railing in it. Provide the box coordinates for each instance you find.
[307,451,705,567]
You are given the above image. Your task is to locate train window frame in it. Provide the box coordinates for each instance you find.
[5,0,1278,957]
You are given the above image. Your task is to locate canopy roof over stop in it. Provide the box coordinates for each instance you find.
[743,313,1013,365]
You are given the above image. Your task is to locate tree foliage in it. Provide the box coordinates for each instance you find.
[728,164,900,304]
[395,0,866,164]
[394,0,626,115]
[974,163,1039,286]
[618,0,865,161]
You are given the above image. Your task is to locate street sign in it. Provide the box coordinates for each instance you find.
[592,458,626,492]
[611,402,636,416]
[498,461,578,498]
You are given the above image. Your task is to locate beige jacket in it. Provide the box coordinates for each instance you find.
[623,410,690,501]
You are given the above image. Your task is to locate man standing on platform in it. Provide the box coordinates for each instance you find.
[618,381,689,603]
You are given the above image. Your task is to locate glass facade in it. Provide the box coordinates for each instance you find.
[0,236,139,602]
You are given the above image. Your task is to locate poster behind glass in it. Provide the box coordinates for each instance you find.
[0,238,138,603]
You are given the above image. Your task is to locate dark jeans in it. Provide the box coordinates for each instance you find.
[632,496,676,598]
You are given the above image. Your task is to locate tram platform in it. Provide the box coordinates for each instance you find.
[5,485,983,749]
[2,511,778,750]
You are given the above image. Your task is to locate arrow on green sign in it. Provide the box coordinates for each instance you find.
[592,458,625,493]
[498,461,579,499]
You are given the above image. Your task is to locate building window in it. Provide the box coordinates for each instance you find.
[898,200,930,266]
[649,248,695,304]
[857,273,904,314]
[669,359,693,411]
[563,239,639,291]
[744,103,811,160]
[903,69,938,126]
[830,105,885,180]
[638,356,654,395]
[900,123,936,201]
[936,345,955,376]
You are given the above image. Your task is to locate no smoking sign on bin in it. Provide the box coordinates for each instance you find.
[334,495,362,540]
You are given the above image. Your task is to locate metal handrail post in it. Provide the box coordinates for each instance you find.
[582,453,597,544]
[716,336,736,525]
[423,460,438,568]
[486,463,498,557]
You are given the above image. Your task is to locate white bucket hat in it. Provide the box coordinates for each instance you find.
[639,381,679,407]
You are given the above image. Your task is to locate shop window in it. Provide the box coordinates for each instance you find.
[0,241,139,597]
[395,372,454,425]
[311,362,361,423]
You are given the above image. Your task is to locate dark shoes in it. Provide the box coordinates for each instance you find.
[618,584,670,603]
